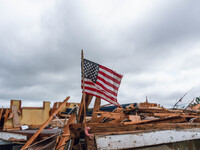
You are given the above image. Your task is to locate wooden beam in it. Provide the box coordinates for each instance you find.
[21,97,70,150]
[4,109,9,124]
[12,105,21,128]
[153,113,181,117]
[0,107,3,121]
[91,97,101,123]
[192,103,200,110]
[70,122,200,136]
[94,111,126,120]
[86,94,93,108]
[70,116,189,134]
[56,113,76,150]
[78,94,93,123]
[3,109,9,130]
[51,102,57,116]
[78,94,84,123]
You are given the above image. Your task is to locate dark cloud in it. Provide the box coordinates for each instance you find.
[1,1,200,108]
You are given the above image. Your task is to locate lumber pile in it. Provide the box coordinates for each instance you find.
[0,97,80,150]
[2,95,200,150]
[67,95,200,149]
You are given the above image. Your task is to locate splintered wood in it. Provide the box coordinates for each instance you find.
[12,105,21,128]
[2,94,200,150]
[68,96,200,150]
[56,113,76,150]
[21,97,70,150]
[0,107,3,121]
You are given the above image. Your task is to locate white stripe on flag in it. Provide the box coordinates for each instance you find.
[96,79,118,94]
[98,73,120,88]
[83,79,117,99]
[84,89,120,106]
[99,67,122,82]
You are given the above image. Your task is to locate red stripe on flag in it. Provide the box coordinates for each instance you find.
[96,81,118,97]
[82,80,117,101]
[82,79,118,98]
[84,91,120,107]
[84,86,118,102]
[98,70,121,84]
[97,76,119,90]
[100,65,123,79]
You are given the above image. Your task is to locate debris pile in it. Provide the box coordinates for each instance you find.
[1,96,200,149]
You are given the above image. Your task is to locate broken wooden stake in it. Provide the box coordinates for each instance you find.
[21,96,70,150]
[56,112,76,150]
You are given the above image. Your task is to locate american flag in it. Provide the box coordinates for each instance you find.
[81,59,123,107]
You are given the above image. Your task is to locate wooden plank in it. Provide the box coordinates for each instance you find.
[90,97,101,123]
[4,109,9,124]
[51,102,57,116]
[136,108,170,114]
[78,94,93,123]
[99,103,112,108]
[153,113,181,117]
[70,116,191,135]
[78,94,84,123]
[3,109,9,130]
[6,127,21,131]
[127,115,141,122]
[114,108,124,113]
[85,136,96,150]
[93,116,105,123]
[192,103,200,110]
[70,122,200,137]
[108,118,124,123]
[12,105,21,128]
[21,97,70,150]
[0,107,3,120]
[123,116,187,125]
[94,111,126,120]
[56,113,76,150]
[86,95,93,109]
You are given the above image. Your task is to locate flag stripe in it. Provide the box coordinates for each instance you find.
[85,90,120,106]
[96,81,118,96]
[83,82,120,105]
[96,79,119,92]
[99,67,122,82]
[98,70,121,84]
[97,76,120,90]
[83,79,118,99]
[100,65,123,79]
[83,84,116,102]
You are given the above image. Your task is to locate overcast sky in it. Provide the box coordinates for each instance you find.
[1,0,200,108]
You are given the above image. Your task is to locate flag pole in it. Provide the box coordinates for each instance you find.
[81,49,87,129]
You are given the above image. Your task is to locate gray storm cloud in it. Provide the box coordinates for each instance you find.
[1,0,200,108]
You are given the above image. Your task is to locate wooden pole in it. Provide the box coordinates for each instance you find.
[91,97,101,123]
[81,49,87,128]
[56,113,76,150]
[184,98,195,110]
[21,97,70,150]
[0,107,3,121]
[173,88,194,109]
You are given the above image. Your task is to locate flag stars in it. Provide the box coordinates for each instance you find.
[83,59,99,83]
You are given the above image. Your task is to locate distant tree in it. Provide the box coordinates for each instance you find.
[189,96,200,107]
[194,97,200,105]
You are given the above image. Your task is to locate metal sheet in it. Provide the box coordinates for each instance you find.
[0,132,27,141]
[95,128,200,150]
